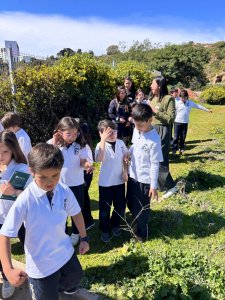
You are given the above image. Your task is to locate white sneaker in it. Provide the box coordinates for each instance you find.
[70,233,80,246]
[2,279,15,299]
[162,186,178,199]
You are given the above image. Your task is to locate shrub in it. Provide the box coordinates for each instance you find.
[200,85,225,105]
[92,242,225,299]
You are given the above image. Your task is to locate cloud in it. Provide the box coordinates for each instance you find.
[0,11,225,57]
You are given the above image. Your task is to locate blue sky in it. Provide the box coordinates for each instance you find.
[1,0,225,56]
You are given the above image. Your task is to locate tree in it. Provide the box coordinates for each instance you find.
[106,45,120,55]
[57,48,75,58]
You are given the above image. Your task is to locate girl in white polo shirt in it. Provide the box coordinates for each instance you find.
[95,120,128,243]
[173,89,212,154]
[0,130,32,299]
[50,117,93,246]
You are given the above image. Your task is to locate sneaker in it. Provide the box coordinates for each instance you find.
[172,149,177,154]
[179,149,185,155]
[85,221,95,231]
[162,186,178,199]
[112,227,121,236]
[2,279,15,299]
[70,233,80,246]
[101,232,111,243]
[63,286,78,295]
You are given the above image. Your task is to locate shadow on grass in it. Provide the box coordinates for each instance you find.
[150,209,225,239]
[176,169,225,191]
[170,150,225,164]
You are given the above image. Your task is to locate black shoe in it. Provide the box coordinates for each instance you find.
[101,232,111,243]
[63,286,78,295]
[112,227,121,236]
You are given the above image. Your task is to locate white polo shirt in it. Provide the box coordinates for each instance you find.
[129,127,163,188]
[0,181,81,278]
[0,159,32,224]
[0,122,4,132]
[175,99,209,123]
[95,139,127,187]
[59,142,87,187]
[15,129,32,159]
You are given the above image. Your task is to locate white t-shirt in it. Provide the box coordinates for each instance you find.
[175,99,209,123]
[0,159,32,224]
[85,144,93,164]
[15,128,32,159]
[129,127,163,188]
[0,181,81,278]
[59,142,87,186]
[95,139,127,187]
[0,122,4,132]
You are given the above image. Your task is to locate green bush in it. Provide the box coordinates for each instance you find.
[200,85,225,105]
[0,54,115,143]
[89,242,225,299]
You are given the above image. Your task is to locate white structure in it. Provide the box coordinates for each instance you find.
[0,48,7,63]
[5,41,20,62]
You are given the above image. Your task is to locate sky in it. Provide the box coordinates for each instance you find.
[1,0,225,57]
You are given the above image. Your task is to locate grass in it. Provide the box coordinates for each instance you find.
[11,104,225,299]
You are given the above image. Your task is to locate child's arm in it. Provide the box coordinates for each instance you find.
[95,127,113,162]
[122,153,129,182]
[80,159,94,174]
[149,161,159,200]
[71,212,89,255]
[191,101,212,113]
[0,182,22,197]
[0,235,27,286]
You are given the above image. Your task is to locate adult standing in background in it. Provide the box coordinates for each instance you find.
[124,76,136,103]
[108,86,131,145]
[149,76,178,199]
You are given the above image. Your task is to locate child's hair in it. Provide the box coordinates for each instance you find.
[1,112,22,129]
[54,116,86,148]
[131,103,153,122]
[170,86,178,94]
[97,120,117,133]
[28,143,64,173]
[0,130,27,164]
[179,89,189,98]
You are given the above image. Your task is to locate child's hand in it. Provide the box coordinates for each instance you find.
[0,182,16,196]
[85,163,95,174]
[5,268,27,287]
[122,171,128,182]
[52,131,62,145]
[123,153,131,165]
[100,127,113,142]
[79,241,89,255]
[149,188,158,201]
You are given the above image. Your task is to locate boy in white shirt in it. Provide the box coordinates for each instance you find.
[95,120,128,243]
[173,89,212,154]
[1,112,32,159]
[127,103,163,242]
[0,143,89,300]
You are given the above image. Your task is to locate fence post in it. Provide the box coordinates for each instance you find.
[6,47,17,110]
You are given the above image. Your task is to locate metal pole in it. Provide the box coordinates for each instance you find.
[6,47,17,110]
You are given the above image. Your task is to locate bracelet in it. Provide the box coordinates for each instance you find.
[80,236,89,243]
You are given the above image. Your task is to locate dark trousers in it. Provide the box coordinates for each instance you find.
[99,184,126,233]
[28,252,83,300]
[173,122,188,151]
[69,184,84,234]
[126,177,151,239]
[83,172,94,226]
[0,224,25,280]
[154,124,176,192]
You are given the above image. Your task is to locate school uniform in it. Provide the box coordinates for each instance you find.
[95,139,127,233]
[0,161,31,280]
[173,99,210,151]
[59,142,87,234]
[15,128,32,159]
[0,181,83,300]
[127,127,163,239]
[0,122,4,132]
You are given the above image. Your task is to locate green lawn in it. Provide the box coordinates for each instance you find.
[12,104,225,299]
